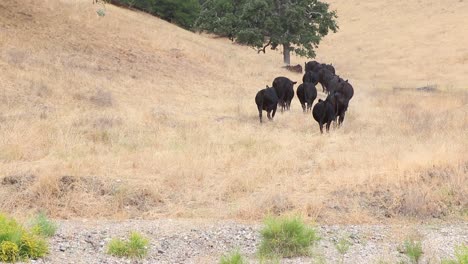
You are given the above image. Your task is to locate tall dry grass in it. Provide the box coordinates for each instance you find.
[0,0,467,223]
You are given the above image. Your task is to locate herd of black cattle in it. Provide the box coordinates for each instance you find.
[255,60,354,133]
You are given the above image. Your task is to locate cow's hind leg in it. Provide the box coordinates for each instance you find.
[271,106,277,120]
[333,113,339,128]
[338,111,346,127]
[279,101,285,113]
[319,122,324,134]
[326,121,332,132]
[258,107,263,123]
[309,100,315,112]
[267,110,272,120]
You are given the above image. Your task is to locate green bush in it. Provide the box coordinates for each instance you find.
[442,244,468,264]
[107,232,149,259]
[20,232,49,259]
[1,241,19,263]
[111,0,200,29]
[258,216,320,258]
[335,236,351,264]
[220,249,246,264]
[153,0,201,29]
[399,239,423,264]
[30,212,57,237]
[0,213,48,262]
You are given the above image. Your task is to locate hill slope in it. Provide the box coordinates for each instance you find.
[0,0,467,222]
[316,0,468,89]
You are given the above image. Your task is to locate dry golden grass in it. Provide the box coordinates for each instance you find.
[0,0,467,223]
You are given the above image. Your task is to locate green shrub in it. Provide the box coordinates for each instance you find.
[1,241,19,263]
[107,232,149,259]
[20,232,49,259]
[399,239,423,264]
[153,0,201,29]
[442,244,468,264]
[0,213,48,262]
[111,0,200,29]
[30,212,57,237]
[335,236,351,264]
[258,216,320,258]
[220,249,246,264]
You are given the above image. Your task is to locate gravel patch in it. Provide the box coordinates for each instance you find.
[25,219,468,264]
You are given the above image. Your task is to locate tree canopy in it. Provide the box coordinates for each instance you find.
[196,0,338,64]
[110,0,201,29]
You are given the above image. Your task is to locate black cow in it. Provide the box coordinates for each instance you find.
[272,77,297,112]
[321,63,336,75]
[305,61,336,75]
[255,85,278,123]
[331,80,354,126]
[297,83,317,112]
[312,98,335,133]
[317,68,336,93]
[325,75,344,94]
[326,91,348,126]
[336,79,354,101]
[302,71,319,86]
[304,61,321,72]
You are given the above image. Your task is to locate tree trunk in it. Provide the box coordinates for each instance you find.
[283,43,291,65]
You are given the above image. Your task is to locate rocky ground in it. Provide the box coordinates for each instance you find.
[26,219,467,264]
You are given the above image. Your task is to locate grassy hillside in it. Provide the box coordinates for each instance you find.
[317,0,468,89]
[0,0,467,222]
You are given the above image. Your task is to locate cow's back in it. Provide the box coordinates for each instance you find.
[304,83,317,101]
[303,71,319,85]
[305,61,321,72]
[341,82,354,100]
[273,76,294,100]
[313,100,334,122]
[322,64,336,75]
[264,87,278,105]
[327,76,342,94]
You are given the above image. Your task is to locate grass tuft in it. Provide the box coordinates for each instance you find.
[30,212,57,237]
[441,244,468,264]
[258,216,320,258]
[335,236,352,264]
[220,249,246,264]
[399,238,423,264]
[107,231,149,259]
